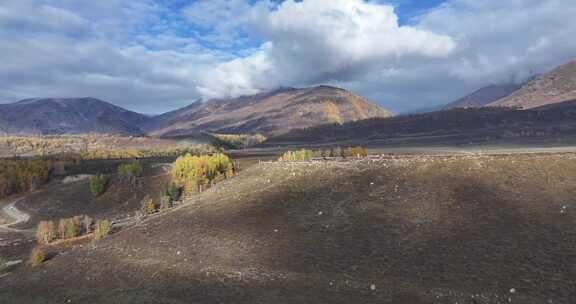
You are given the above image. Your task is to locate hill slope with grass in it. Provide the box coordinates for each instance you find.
[1,153,575,303]
[146,86,392,137]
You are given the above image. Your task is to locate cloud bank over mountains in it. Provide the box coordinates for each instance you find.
[1,0,575,113]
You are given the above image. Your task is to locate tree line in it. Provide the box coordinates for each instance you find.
[171,153,234,195]
[0,159,69,199]
[278,146,368,161]
[36,215,111,245]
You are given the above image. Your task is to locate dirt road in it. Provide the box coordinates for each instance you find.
[0,198,32,234]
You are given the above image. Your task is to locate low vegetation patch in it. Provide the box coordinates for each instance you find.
[94,219,111,240]
[0,255,7,272]
[80,145,217,160]
[278,146,368,161]
[29,247,44,267]
[36,215,110,244]
[117,160,143,178]
[90,174,108,197]
[210,133,266,150]
[141,196,157,216]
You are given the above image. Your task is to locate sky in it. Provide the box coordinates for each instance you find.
[1,0,576,114]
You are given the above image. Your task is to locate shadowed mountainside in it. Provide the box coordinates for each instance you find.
[1,154,575,303]
[0,98,149,135]
[145,86,392,137]
[444,83,522,109]
[264,100,576,146]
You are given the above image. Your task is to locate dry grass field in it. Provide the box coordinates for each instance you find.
[1,152,575,303]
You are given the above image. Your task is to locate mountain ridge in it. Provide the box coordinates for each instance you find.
[0,97,149,135]
[145,85,393,137]
[444,83,523,109]
[489,59,576,109]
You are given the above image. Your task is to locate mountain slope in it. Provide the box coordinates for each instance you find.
[146,86,392,137]
[444,84,522,109]
[2,155,575,303]
[0,98,149,135]
[489,59,576,109]
[264,99,576,146]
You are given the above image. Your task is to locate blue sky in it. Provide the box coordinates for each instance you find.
[1,0,576,114]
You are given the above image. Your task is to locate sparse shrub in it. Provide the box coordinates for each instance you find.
[30,247,45,267]
[165,182,181,202]
[94,219,111,240]
[36,220,56,244]
[83,215,93,234]
[90,174,108,197]
[160,195,173,211]
[0,255,7,271]
[142,197,156,215]
[278,149,315,161]
[118,160,143,177]
[343,146,368,158]
[58,219,67,239]
[65,218,78,239]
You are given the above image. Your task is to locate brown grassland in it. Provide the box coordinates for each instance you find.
[1,152,575,303]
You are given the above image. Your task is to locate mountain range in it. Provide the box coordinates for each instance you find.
[0,86,392,137]
[1,58,576,139]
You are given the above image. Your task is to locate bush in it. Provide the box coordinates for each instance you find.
[36,220,56,244]
[58,219,67,239]
[142,197,156,215]
[160,195,173,211]
[0,255,7,271]
[65,219,78,239]
[94,219,111,240]
[278,149,315,162]
[343,146,368,158]
[118,160,143,178]
[83,215,93,234]
[30,247,45,267]
[90,174,108,197]
[165,182,181,202]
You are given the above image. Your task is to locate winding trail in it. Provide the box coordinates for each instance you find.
[0,198,33,234]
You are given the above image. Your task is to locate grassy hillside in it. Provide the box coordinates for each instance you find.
[1,153,576,303]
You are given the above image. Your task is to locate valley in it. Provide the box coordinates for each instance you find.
[3,2,576,303]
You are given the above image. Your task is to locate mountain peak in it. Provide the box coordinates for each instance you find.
[146,85,392,137]
[489,58,576,109]
[0,97,149,135]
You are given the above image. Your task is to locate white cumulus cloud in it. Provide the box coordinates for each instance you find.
[196,0,457,100]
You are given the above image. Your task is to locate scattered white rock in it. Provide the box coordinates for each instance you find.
[510,288,516,293]
[370,284,376,291]
[177,251,181,256]
[318,211,323,216]
[274,229,278,233]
